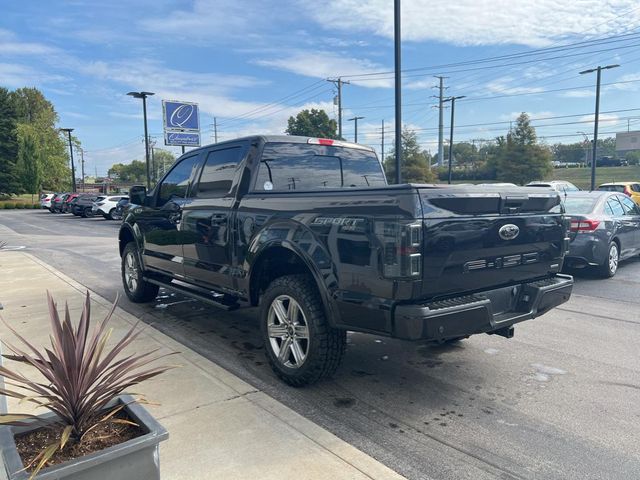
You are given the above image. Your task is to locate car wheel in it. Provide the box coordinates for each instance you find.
[121,242,159,303]
[106,208,117,220]
[598,242,619,278]
[112,209,123,221]
[260,274,346,387]
[82,207,93,218]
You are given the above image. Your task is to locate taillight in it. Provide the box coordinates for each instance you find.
[570,219,600,232]
[376,221,422,278]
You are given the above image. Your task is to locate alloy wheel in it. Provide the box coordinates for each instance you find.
[124,251,139,292]
[267,295,310,369]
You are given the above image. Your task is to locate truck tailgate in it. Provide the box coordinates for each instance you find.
[418,187,567,299]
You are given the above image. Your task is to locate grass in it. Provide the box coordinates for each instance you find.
[552,165,640,190]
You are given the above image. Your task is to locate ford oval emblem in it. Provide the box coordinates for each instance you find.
[499,224,520,241]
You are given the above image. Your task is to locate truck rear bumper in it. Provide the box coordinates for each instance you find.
[392,274,573,341]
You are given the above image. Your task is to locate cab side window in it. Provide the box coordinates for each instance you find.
[157,155,199,206]
[194,147,244,199]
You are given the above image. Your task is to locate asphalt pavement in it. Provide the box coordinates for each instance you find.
[1,209,639,480]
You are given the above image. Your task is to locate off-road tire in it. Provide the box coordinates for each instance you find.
[597,241,619,278]
[260,274,346,387]
[121,242,159,302]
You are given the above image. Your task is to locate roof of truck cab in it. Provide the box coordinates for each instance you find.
[179,135,373,157]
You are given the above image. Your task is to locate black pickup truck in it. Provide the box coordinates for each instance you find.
[119,135,573,386]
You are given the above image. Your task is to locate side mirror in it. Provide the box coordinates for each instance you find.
[129,185,147,206]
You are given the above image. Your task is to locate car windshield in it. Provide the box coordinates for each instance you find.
[598,185,625,193]
[563,197,598,214]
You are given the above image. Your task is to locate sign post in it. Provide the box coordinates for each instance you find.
[162,100,201,152]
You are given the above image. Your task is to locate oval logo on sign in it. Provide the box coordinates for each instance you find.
[499,224,520,241]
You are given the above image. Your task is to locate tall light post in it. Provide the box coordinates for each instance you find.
[443,95,466,184]
[394,0,402,184]
[348,116,364,143]
[60,128,76,192]
[127,91,155,189]
[579,64,619,190]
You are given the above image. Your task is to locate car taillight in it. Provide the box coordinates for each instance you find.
[570,219,600,232]
[375,221,422,278]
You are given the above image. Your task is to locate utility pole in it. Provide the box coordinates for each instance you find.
[579,64,620,190]
[79,148,85,192]
[213,117,218,143]
[434,76,447,167]
[394,0,402,184]
[381,119,385,161]
[443,95,466,184]
[60,128,77,192]
[327,78,350,139]
[348,116,364,143]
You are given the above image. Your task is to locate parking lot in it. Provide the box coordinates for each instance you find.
[1,209,639,480]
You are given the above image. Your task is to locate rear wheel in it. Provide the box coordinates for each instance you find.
[107,208,116,220]
[121,242,159,302]
[260,274,346,387]
[597,242,619,278]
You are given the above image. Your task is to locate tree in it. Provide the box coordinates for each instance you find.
[10,87,71,191]
[286,109,338,139]
[0,87,20,195]
[152,149,176,183]
[384,127,436,183]
[108,160,147,183]
[495,113,553,185]
[552,142,586,164]
[17,127,42,203]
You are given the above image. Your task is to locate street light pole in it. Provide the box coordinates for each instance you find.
[443,95,466,184]
[579,64,619,190]
[127,91,155,189]
[60,128,76,192]
[348,116,364,143]
[394,0,402,184]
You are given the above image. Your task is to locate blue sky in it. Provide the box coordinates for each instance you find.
[2,0,640,175]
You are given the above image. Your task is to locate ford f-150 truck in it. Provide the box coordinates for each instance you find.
[119,135,573,386]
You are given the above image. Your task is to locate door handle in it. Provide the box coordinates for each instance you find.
[211,214,227,226]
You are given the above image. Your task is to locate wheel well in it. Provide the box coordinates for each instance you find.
[250,246,314,306]
[119,228,135,257]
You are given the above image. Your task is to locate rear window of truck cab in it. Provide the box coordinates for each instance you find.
[254,142,386,192]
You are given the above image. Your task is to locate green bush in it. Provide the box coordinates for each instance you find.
[2,202,15,209]
[14,203,24,209]
[32,204,40,209]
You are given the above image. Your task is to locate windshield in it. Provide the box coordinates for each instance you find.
[255,142,387,191]
[562,197,598,214]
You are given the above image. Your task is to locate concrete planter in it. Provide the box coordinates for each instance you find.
[0,395,168,480]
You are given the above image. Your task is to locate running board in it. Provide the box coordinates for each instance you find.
[143,276,240,311]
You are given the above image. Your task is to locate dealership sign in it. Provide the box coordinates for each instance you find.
[162,100,200,147]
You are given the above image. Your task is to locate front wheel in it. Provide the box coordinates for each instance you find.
[597,242,619,278]
[260,274,346,387]
[121,242,159,302]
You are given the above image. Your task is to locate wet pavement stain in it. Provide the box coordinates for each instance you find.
[333,397,356,408]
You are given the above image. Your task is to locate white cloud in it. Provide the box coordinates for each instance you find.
[254,51,391,88]
[560,89,594,98]
[300,0,640,47]
[0,41,59,56]
[580,113,619,126]
[0,62,68,87]
[499,111,555,121]
[486,77,545,95]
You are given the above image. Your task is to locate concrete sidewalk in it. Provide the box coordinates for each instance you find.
[0,251,404,480]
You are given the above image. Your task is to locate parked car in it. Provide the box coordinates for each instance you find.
[597,182,640,206]
[526,180,580,192]
[112,197,131,221]
[93,195,128,220]
[71,194,99,217]
[50,193,70,213]
[118,135,573,386]
[562,191,640,277]
[61,193,82,213]
[39,193,55,209]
